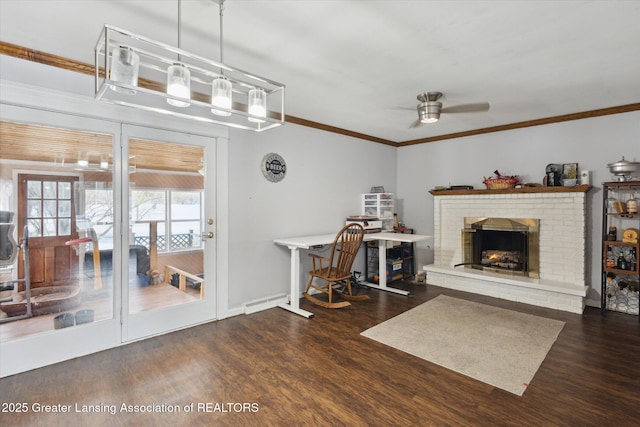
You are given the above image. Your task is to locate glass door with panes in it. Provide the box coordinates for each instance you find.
[0,108,121,377]
[121,125,217,342]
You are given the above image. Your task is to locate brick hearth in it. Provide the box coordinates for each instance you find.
[424,185,591,314]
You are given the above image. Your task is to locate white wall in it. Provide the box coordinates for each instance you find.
[227,125,397,309]
[397,111,640,305]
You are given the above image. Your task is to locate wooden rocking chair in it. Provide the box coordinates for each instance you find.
[303,223,368,308]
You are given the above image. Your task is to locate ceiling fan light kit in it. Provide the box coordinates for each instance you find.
[418,91,443,123]
[419,102,442,123]
[94,0,285,131]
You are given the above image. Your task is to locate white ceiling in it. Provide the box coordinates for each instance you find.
[1,0,639,144]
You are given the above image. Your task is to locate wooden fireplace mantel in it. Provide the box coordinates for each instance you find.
[429,184,592,196]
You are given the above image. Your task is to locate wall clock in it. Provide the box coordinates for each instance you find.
[261,152,286,182]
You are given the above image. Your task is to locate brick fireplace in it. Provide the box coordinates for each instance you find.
[461,216,539,277]
[424,185,592,314]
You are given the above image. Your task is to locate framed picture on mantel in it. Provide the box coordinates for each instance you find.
[562,163,578,186]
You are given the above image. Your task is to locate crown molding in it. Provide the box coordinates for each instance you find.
[401,103,640,146]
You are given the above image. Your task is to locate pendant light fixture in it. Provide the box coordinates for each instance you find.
[94,1,285,131]
[211,0,232,116]
[166,0,191,107]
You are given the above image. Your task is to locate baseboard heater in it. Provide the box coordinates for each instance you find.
[244,293,288,315]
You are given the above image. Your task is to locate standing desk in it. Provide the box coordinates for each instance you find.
[274,232,432,318]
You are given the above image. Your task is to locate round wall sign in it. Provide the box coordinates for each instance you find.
[261,152,287,182]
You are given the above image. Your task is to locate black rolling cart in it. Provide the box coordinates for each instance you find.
[364,228,415,284]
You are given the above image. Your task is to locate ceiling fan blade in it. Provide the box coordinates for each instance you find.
[441,102,490,114]
[392,106,418,111]
[409,118,422,128]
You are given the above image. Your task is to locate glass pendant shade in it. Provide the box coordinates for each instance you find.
[248,88,267,123]
[211,77,232,116]
[166,63,191,107]
[110,46,139,94]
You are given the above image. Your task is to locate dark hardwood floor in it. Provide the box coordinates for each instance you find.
[1,281,638,426]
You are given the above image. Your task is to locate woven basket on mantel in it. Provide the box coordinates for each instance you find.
[482,170,519,190]
[484,180,517,190]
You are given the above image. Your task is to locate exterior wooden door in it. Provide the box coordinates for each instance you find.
[17,174,79,288]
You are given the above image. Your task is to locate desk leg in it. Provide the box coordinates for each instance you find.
[278,246,314,318]
[363,240,410,296]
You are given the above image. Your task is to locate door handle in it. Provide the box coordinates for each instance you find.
[202,231,214,239]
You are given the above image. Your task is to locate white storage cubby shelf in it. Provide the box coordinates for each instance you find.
[362,193,395,231]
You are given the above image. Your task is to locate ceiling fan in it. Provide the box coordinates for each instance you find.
[410,91,490,127]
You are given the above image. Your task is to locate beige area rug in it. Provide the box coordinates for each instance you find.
[361,295,565,395]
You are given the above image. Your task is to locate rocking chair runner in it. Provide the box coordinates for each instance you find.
[304,223,368,308]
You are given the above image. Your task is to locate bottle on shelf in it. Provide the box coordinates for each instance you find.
[607,193,618,211]
[627,193,638,214]
[606,246,615,268]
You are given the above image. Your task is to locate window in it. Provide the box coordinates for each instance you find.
[84,187,202,253]
[84,185,114,249]
[131,190,166,250]
[168,191,202,250]
[24,177,75,238]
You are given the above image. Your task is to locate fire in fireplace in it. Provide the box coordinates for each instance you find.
[461,217,540,278]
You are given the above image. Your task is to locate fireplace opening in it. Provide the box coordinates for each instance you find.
[461,217,539,278]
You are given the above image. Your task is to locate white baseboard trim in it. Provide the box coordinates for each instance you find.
[243,293,289,315]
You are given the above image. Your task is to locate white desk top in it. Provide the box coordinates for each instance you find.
[369,232,432,243]
[274,231,432,249]
[273,233,338,249]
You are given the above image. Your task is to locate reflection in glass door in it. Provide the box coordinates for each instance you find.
[123,126,216,342]
[1,122,116,341]
[19,175,78,285]
[0,111,121,378]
